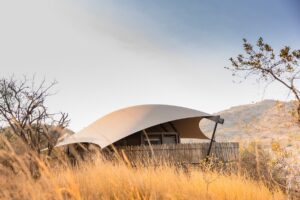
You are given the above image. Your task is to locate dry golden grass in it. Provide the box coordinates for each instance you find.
[57,159,286,200]
[0,151,286,200]
[0,135,290,200]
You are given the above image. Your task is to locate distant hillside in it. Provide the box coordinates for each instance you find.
[0,126,74,145]
[200,100,300,149]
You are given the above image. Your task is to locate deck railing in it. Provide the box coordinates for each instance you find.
[118,142,239,164]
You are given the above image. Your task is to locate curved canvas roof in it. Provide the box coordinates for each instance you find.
[56,104,223,148]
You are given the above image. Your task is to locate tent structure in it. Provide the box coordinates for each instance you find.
[56,104,224,149]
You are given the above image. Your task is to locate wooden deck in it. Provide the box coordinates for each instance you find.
[118,142,239,164]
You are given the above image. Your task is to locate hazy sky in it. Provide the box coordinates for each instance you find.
[0,0,300,131]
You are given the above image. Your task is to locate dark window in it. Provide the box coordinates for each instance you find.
[144,132,178,145]
[144,134,162,145]
[114,132,142,146]
[113,126,179,147]
[163,135,177,144]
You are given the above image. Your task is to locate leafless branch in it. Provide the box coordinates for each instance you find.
[227,37,300,122]
[0,76,69,154]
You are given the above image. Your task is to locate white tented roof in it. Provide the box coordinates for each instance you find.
[56,104,223,148]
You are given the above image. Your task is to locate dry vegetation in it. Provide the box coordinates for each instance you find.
[0,136,292,200]
[1,77,298,199]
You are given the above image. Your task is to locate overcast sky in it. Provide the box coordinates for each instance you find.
[0,0,300,131]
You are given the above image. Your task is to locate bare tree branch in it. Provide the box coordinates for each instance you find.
[227,37,300,122]
[0,76,70,154]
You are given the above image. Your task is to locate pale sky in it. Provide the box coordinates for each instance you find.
[0,0,299,131]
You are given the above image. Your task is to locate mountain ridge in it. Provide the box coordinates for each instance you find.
[199,99,300,150]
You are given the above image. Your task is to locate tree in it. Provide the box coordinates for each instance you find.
[0,76,69,154]
[227,37,300,121]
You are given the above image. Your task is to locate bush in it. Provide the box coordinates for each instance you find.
[239,141,299,194]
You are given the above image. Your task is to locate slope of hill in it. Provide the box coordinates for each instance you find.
[200,100,300,150]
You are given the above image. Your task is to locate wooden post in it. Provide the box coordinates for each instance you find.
[206,116,220,160]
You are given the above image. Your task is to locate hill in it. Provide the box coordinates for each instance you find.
[200,100,300,150]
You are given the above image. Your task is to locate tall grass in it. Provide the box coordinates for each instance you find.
[0,139,286,200]
[54,158,286,200]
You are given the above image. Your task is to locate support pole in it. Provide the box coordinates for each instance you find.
[206,116,220,160]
